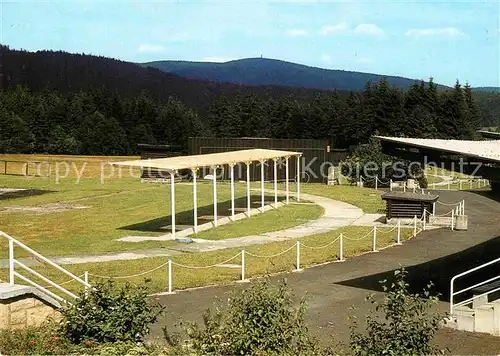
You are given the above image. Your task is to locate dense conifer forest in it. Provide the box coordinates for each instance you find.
[1,46,499,155]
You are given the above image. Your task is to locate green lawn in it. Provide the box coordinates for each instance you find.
[1,155,386,259]
[0,225,414,295]
[192,203,323,240]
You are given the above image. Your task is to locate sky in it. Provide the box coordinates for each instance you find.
[1,0,499,87]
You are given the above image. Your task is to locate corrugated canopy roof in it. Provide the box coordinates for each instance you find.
[376,136,500,163]
[112,148,302,172]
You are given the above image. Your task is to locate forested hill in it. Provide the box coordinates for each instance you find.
[0,47,326,113]
[141,58,449,91]
[1,46,500,157]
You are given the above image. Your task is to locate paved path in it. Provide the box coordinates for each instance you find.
[150,189,500,354]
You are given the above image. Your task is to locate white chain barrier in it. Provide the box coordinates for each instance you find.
[78,214,463,294]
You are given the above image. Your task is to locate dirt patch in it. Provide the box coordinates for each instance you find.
[0,202,89,214]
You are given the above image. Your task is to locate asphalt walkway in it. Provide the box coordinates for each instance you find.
[150,189,500,354]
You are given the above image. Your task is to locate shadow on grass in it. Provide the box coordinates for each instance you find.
[119,194,278,233]
[0,189,54,200]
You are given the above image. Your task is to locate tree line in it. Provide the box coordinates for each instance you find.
[0,77,483,155]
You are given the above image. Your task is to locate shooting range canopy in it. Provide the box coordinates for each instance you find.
[111,148,302,172]
[376,136,500,163]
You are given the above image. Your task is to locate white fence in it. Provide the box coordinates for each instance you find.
[83,220,428,295]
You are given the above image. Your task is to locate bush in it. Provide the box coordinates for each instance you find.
[60,280,164,344]
[0,323,73,355]
[0,325,165,356]
[349,268,445,355]
[164,278,320,355]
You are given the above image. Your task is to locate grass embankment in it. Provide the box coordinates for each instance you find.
[0,225,413,295]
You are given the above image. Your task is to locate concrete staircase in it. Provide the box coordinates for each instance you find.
[446,297,500,336]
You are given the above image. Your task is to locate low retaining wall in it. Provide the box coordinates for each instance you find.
[0,284,61,330]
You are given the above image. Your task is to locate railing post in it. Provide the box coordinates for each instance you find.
[462,199,465,215]
[375,175,378,190]
[84,271,89,299]
[339,233,345,261]
[241,250,246,281]
[9,238,14,285]
[413,215,417,236]
[372,226,377,252]
[168,259,173,294]
[389,179,393,191]
[432,201,436,216]
[295,241,302,272]
[451,209,455,231]
[469,179,472,189]
[422,209,426,231]
[403,181,406,193]
[396,220,401,245]
[459,181,463,190]
[447,181,451,190]
[450,281,454,315]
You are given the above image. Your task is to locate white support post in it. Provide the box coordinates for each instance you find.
[285,157,290,204]
[170,172,176,238]
[9,238,14,285]
[396,220,402,245]
[451,209,455,230]
[273,158,278,205]
[372,226,377,252]
[296,155,301,202]
[295,241,302,272]
[246,162,251,217]
[403,181,406,193]
[422,209,426,231]
[84,271,89,299]
[462,199,465,215]
[390,179,393,191]
[230,164,235,218]
[167,259,173,294]
[469,180,472,189]
[213,166,218,227]
[413,215,417,236]
[241,250,246,282]
[192,168,198,233]
[260,160,265,210]
[339,233,345,261]
[459,181,463,190]
[375,175,378,190]
[432,202,436,216]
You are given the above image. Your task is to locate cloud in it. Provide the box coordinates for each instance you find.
[320,54,332,63]
[138,44,166,53]
[319,22,349,35]
[405,27,465,37]
[286,29,308,37]
[353,24,384,36]
[198,57,234,63]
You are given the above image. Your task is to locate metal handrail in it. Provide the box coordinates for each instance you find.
[1,231,90,304]
[450,256,500,314]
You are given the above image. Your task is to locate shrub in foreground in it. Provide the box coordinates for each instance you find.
[60,280,164,344]
[349,268,445,355]
[164,278,320,355]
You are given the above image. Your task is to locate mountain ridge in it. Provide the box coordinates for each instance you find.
[140,57,452,91]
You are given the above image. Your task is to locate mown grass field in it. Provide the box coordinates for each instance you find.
[0,225,413,295]
[0,153,421,294]
[0,155,386,257]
